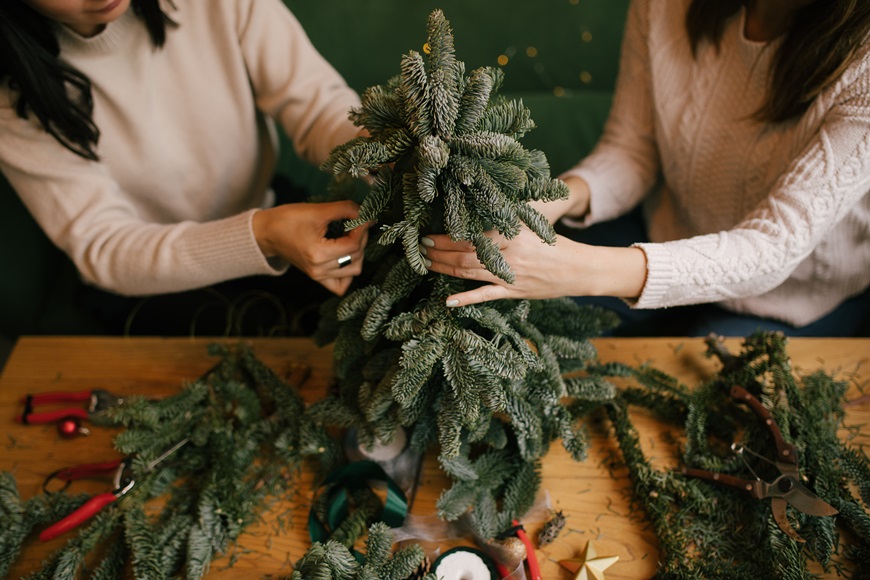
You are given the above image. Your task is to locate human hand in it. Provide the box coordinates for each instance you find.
[422,228,581,305]
[253,201,370,296]
[422,227,647,307]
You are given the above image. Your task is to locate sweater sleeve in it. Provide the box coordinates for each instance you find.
[236,0,361,166]
[634,53,870,309]
[560,0,661,226]
[0,96,285,297]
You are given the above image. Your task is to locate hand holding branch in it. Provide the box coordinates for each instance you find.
[253,201,370,296]
[422,227,647,307]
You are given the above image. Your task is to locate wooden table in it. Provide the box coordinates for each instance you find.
[1,336,868,579]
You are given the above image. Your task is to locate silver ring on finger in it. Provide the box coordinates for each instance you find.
[337,254,353,269]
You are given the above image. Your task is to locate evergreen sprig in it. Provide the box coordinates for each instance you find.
[288,522,436,580]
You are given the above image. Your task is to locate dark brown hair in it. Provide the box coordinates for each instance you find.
[686,0,870,122]
[0,1,169,160]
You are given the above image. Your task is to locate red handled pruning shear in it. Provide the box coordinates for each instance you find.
[682,385,838,542]
[16,389,125,437]
[40,438,188,542]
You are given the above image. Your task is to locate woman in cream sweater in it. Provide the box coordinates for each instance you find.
[424,0,870,336]
[0,0,369,333]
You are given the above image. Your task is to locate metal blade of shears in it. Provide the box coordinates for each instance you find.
[779,478,838,517]
[770,497,804,542]
[145,438,189,473]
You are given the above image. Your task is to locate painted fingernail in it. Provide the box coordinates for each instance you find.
[446,299,460,307]
[423,258,432,268]
[420,237,435,248]
[418,245,428,256]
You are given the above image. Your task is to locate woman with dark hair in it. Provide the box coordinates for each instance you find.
[423,0,870,336]
[0,0,369,333]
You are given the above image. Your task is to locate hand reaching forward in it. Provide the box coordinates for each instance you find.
[253,201,370,296]
[421,227,648,307]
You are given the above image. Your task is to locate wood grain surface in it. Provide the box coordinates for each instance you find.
[1,336,868,579]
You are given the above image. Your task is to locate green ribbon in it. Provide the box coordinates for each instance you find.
[307,460,408,554]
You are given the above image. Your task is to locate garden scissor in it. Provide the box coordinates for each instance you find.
[16,389,125,436]
[682,385,838,542]
[40,438,188,541]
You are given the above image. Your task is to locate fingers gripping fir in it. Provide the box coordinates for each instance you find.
[316,9,618,533]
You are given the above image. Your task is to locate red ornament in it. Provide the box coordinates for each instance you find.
[57,416,88,438]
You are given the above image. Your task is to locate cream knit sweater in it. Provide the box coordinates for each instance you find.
[0,0,361,296]
[562,0,870,326]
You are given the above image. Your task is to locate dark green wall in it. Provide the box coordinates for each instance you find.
[284,0,630,94]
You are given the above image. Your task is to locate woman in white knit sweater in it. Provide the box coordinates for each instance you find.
[0,0,368,333]
[424,0,870,336]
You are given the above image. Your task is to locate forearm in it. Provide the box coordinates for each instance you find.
[74,212,281,296]
[570,241,647,299]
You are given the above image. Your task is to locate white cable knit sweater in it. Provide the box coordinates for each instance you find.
[0,0,360,296]
[562,0,870,326]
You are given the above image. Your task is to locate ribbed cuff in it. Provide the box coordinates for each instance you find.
[177,209,288,283]
[631,242,675,309]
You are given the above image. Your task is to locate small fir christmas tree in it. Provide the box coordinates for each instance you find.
[312,8,619,537]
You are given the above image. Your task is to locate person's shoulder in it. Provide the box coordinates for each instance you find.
[831,33,870,95]
[169,0,291,28]
[634,0,692,42]
[851,32,870,71]
[640,0,692,16]
[631,0,693,32]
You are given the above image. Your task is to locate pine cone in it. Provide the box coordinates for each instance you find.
[537,510,567,547]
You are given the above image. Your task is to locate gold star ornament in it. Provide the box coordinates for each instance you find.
[558,540,619,580]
